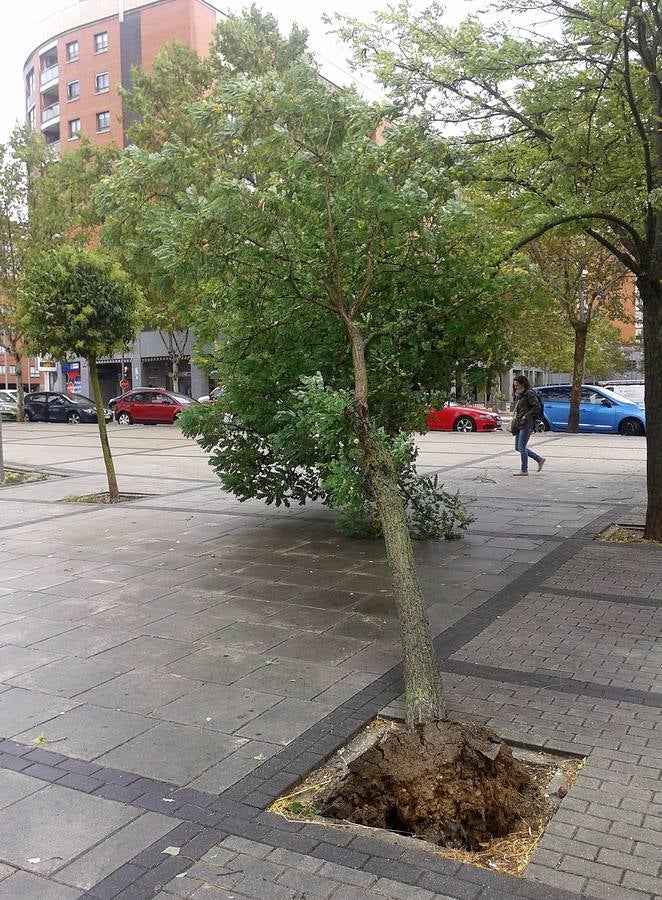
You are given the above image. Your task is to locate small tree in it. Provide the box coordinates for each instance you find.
[19,248,141,501]
[527,238,629,431]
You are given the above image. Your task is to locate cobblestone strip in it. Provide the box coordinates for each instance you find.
[442,660,662,709]
[538,586,662,607]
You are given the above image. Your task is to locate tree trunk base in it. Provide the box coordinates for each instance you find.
[321,721,531,850]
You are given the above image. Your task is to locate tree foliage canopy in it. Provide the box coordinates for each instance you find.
[19,246,141,361]
[98,64,523,534]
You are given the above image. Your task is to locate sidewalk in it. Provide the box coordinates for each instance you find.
[0,425,657,899]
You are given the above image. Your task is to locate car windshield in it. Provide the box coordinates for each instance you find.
[67,394,95,406]
[168,393,196,404]
[0,391,17,403]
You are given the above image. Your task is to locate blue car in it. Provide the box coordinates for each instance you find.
[534,384,646,436]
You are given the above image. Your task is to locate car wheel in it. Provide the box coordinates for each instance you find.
[534,418,549,433]
[117,411,133,426]
[24,410,34,422]
[67,411,82,424]
[618,417,645,437]
[453,415,476,433]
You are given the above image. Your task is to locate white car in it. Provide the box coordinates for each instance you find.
[197,386,223,404]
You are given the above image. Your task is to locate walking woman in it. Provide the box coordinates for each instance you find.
[511,375,546,476]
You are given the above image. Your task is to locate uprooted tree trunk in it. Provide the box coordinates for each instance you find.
[344,317,446,726]
[88,356,120,502]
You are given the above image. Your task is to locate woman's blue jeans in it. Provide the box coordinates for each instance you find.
[515,427,542,472]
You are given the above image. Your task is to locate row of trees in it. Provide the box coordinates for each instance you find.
[1,3,657,728]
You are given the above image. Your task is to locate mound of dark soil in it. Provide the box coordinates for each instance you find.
[321,721,531,849]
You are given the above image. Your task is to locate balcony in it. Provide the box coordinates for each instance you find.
[41,103,60,126]
[40,64,58,88]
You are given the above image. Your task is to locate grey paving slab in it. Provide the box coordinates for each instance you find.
[78,670,203,715]
[95,721,247,784]
[208,621,298,653]
[235,696,334,745]
[9,656,130,698]
[57,811,177,889]
[36,596,124,622]
[164,645,267,684]
[0,687,79,736]
[0,872,83,899]
[273,633,369,666]
[189,745,279,792]
[0,782,138,874]
[236,657,349,700]
[15,703,155,759]
[0,617,76,647]
[91,635,197,669]
[0,591,62,615]
[32,624,139,658]
[141,609,242,641]
[0,768,46,808]
[155,682,282,733]
[0,643,63,680]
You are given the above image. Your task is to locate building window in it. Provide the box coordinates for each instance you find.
[66,40,79,61]
[68,118,81,139]
[10,366,16,375]
[94,32,108,54]
[28,107,36,130]
[96,111,110,132]
[67,80,80,101]
[26,69,35,97]
[95,72,109,93]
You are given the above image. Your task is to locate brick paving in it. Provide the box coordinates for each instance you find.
[0,424,658,898]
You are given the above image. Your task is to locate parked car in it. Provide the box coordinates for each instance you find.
[426,403,502,433]
[0,396,17,420]
[534,385,646,435]
[114,388,198,425]
[0,389,18,404]
[24,391,112,424]
[197,386,223,404]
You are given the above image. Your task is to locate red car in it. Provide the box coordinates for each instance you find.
[114,388,198,425]
[426,403,502,433]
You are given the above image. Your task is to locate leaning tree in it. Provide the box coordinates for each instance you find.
[97,65,520,725]
[340,0,662,538]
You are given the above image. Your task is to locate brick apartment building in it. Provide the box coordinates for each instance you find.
[23,0,221,402]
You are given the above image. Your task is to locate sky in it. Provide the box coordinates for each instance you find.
[0,0,473,142]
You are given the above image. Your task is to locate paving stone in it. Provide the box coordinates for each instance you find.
[79,670,203,716]
[0,866,14,883]
[92,635,197,669]
[96,722,247,784]
[0,617,76,647]
[267,847,324,872]
[271,633,369,666]
[220,835,274,858]
[0,871,83,899]
[0,643,63,680]
[156,682,282,733]
[0,768,46,808]
[10,656,130,698]
[164,645,266,684]
[0,687,79,736]
[415,871,481,899]
[277,868,336,898]
[0,783,138,874]
[317,861,377,896]
[237,657,349,700]
[209,621,297,652]
[16,704,155,759]
[235,697,334,745]
[584,880,652,900]
[58,812,176,889]
[371,877,435,899]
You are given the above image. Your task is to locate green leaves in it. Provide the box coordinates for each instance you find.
[18,247,142,361]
